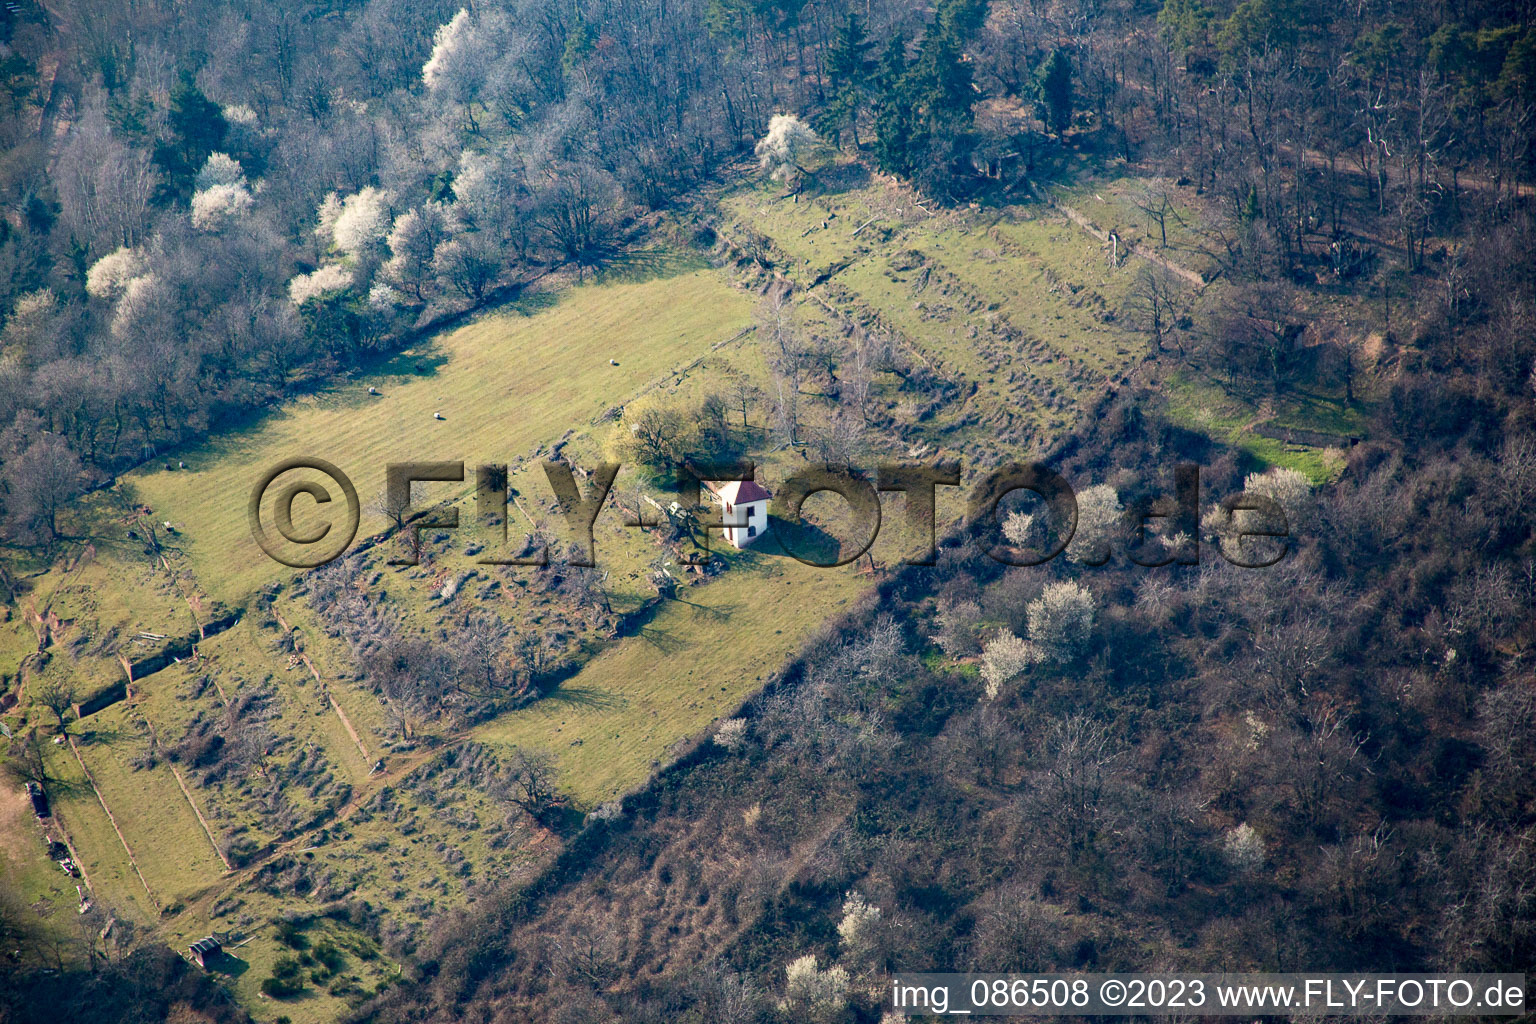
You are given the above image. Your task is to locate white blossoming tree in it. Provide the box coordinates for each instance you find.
[1066,483,1123,564]
[422,10,476,92]
[368,281,402,311]
[450,148,523,246]
[1244,466,1314,530]
[328,187,393,261]
[755,113,819,183]
[1026,581,1096,664]
[222,104,258,128]
[781,954,849,1016]
[1223,823,1266,872]
[837,891,883,967]
[1204,467,1313,563]
[1003,508,1037,547]
[314,192,345,245]
[383,203,453,300]
[194,152,246,190]
[190,183,254,231]
[110,273,170,342]
[288,264,354,306]
[980,630,1032,699]
[1,289,62,352]
[422,9,496,129]
[85,247,148,300]
[713,718,748,752]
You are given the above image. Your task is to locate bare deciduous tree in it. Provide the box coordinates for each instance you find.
[1039,714,1121,855]
[505,747,560,825]
[1124,263,1182,354]
[3,433,85,542]
[35,677,76,730]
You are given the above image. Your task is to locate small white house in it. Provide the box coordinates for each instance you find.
[704,478,772,548]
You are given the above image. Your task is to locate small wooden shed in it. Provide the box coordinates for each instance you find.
[189,935,222,968]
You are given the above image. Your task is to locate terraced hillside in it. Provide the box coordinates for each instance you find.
[0,169,1359,1023]
[717,172,1149,471]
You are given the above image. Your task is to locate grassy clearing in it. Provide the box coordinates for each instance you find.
[210,916,396,1024]
[1164,371,1354,483]
[1045,174,1379,484]
[720,173,900,277]
[0,611,38,681]
[1052,175,1222,281]
[1268,388,1372,439]
[265,598,392,762]
[125,617,374,860]
[126,270,756,606]
[9,523,202,697]
[5,168,1193,1017]
[4,268,761,963]
[473,552,868,804]
[163,742,547,1024]
[9,264,828,989]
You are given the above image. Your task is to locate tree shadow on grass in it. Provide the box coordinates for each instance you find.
[32,766,91,801]
[70,724,126,747]
[809,160,873,198]
[377,346,450,381]
[500,289,561,317]
[157,344,456,466]
[543,686,627,711]
[669,598,737,623]
[636,624,689,654]
[590,247,709,286]
[703,515,844,573]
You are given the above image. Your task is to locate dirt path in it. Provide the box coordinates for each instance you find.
[325,690,369,758]
[298,652,370,760]
[166,761,230,870]
[274,611,370,761]
[65,734,159,912]
[158,554,209,639]
[1048,196,1210,288]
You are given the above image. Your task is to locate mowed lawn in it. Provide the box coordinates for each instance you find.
[472,552,870,804]
[130,270,756,606]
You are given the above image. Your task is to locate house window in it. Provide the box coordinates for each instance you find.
[746,505,756,518]
[748,525,756,537]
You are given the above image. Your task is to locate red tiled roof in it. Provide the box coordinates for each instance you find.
[707,478,771,504]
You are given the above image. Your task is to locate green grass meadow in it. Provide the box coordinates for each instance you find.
[129,270,756,606]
